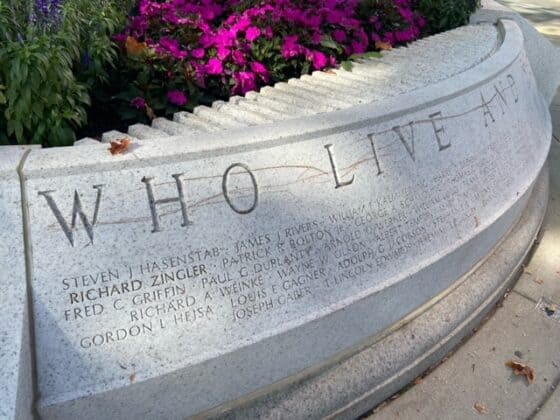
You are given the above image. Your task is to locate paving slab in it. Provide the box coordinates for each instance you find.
[499,0,560,46]
[370,292,560,420]
[535,384,560,419]
[515,141,560,303]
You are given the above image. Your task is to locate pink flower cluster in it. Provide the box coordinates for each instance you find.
[117,0,425,109]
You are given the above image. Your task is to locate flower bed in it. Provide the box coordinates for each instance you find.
[0,0,479,146]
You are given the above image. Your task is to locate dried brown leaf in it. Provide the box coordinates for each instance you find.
[413,377,423,385]
[522,265,532,275]
[505,360,536,384]
[145,104,156,121]
[474,401,487,414]
[375,41,392,50]
[129,372,136,383]
[532,277,544,285]
[109,138,131,155]
[125,36,148,57]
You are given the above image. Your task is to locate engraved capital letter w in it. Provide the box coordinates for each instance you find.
[39,185,104,247]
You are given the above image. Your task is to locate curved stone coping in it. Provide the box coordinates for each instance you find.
[472,0,560,105]
[20,16,552,419]
[198,167,549,420]
[28,20,520,176]
[74,23,499,147]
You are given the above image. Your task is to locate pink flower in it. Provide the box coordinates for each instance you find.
[158,37,187,60]
[206,57,224,75]
[215,30,235,48]
[398,7,415,24]
[233,71,257,95]
[113,34,127,44]
[312,51,327,70]
[167,90,188,106]
[327,10,344,25]
[232,16,251,33]
[333,29,347,43]
[216,45,230,60]
[129,16,149,36]
[191,48,205,59]
[250,61,270,83]
[264,26,274,38]
[246,26,262,42]
[250,61,268,74]
[282,35,304,58]
[232,50,247,65]
[130,97,146,109]
[351,39,367,54]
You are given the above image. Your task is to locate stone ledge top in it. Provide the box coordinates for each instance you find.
[81,23,500,146]
[22,20,524,178]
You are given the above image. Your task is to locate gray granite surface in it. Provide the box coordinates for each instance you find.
[0,8,557,420]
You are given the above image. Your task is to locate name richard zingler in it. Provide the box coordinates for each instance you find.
[62,255,207,305]
[62,269,142,305]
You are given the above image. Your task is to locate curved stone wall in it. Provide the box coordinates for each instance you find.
[0,15,556,420]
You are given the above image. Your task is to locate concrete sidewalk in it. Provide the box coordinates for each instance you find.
[499,0,560,46]
[368,3,560,419]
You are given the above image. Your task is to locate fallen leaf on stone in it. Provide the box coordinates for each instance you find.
[375,41,392,50]
[505,360,536,384]
[129,373,136,383]
[522,265,532,275]
[109,138,131,155]
[474,401,487,414]
[532,277,544,285]
[413,377,423,385]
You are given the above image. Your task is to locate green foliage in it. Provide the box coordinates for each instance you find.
[417,0,480,34]
[341,51,383,72]
[0,0,133,146]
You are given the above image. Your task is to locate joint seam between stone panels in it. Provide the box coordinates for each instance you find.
[528,370,560,418]
[16,149,40,419]
[511,289,540,304]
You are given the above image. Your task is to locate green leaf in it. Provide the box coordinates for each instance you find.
[341,61,353,72]
[320,35,340,51]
